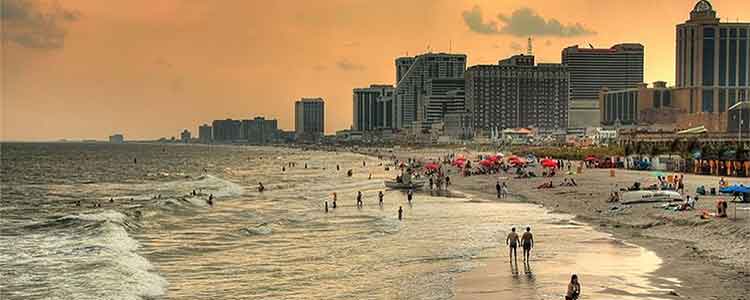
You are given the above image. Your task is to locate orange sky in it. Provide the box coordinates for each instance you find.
[2,0,750,141]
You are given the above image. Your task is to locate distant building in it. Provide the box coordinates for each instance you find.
[465,54,569,133]
[563,43,644,103]
[423,78,466,127]
[295,97,325,141]
[180,129,191,143]
[393,53,466,128]
[353,85,394,131]
[675,0,750,131]
[241,117,278,143]
[198,124,212,143]
[212,119,242,142]
[568,99,601,129]
[599,82,678,129]
[443,112,473,139]
[109,134,124,144]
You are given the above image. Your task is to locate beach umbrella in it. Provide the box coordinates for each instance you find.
[541,159,558,168]
[479,160,494,167]
[425,163,440,170]
[720,184,750,194]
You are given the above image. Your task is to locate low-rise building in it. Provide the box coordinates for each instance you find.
[109,134,124,144]
[180,129,191,143]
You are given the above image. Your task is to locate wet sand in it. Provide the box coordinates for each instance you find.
[359,147,750,300]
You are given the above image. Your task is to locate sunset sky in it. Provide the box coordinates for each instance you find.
[3,0,750,141]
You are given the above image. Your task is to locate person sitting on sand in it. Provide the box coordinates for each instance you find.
[565,274,581,300]
[719,177,727,187]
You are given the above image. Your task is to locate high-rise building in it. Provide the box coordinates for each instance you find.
[180,129,191,143]
[212,119,241,142]
[109,134,124,144]
[423,78,466,126]
[353,85,395,131]
[198,124,212,143]
[393,53,466,128]
[675,0,750,123]
[465,54,569,133]
[241,117,278,143]
[295,98,325,140]
[563,44,644,103]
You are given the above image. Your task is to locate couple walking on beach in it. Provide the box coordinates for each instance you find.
[506,227,533,262]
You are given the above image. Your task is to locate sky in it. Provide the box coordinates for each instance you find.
[2,0,750,141]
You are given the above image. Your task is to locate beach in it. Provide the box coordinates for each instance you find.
[368,147,750,300]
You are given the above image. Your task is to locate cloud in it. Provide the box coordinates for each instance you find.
[336,59,365,71]
[509,41,523,51]
[462,6,594,37]
[461,6,499,34]
[2,0,80,50]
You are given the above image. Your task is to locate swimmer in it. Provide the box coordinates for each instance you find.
[110,198,114,203]
[398,206,403,220]
[506,227,520,262]
[521,227,534,261]
[378,191,384,206]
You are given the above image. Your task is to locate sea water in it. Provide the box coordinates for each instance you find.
[0,143,679,299]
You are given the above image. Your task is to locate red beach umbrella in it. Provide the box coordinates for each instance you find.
[541,159,558,168]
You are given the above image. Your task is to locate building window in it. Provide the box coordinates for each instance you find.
[740,37,748,86]
[719,89,727,113]
[662,90,671,107]
[720,37,728,86]
[730,39,737,86]
[702,89,714,113]
[690,28,695,86]
[703,28,715,86]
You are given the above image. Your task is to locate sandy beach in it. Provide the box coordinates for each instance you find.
[362,147,750,300]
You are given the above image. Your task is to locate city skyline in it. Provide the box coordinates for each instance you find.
[3,0,750,140]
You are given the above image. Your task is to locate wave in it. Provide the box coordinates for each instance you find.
[1,210,167,300]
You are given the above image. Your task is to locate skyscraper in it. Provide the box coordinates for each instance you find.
[295,98,325,140]
[198,124,212,143]
[241,117,278,143]
[353,85,394,131]
[212,119,242,142]
[422,78,466,126]
[465,54,569,132]
[676,0,750,117]
[393,53,466,128]
[563,44,644,103]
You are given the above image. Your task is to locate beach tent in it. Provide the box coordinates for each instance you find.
[720,184,750,194]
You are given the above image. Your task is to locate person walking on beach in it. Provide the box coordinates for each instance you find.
[398,206,403,220]
[506,227,520,262]
[521,227,534,261]
[565,274,581,300]
[496,181,502,198]
[407,189,413,203]
[356,191,363,207]
[332,192,337,209]
[325,201,329,213]
[378,191,384,207]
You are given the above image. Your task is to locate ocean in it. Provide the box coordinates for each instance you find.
[0,143,678,299]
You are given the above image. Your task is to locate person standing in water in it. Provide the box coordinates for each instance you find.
[207,194,214,206]
[378,191,384,206]
[521,227,534,262]
[398,206,403,220]
[565,274,581,300]
[407,189,413,203]
[332,192,337,208]
[336,164,340,171]
[258,182,265,192]
[324,201,329,213]
[356,191,363,207]
[506,227,520,262]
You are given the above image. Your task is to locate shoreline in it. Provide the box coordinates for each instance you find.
[354,147,750,300]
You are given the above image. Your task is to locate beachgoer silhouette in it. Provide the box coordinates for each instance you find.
[521,227,534,261]
[378,191,384,206]
[407,189,413,203]
[506,227,520,262]
[258,182,265,192]
[398,206,403,220]
[356,191,363,207]
[325,201,328,213]
[566,274,581,300]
